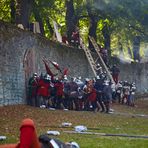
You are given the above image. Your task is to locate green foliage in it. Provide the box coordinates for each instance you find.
[0,0,147,58]
[0,0,11,21]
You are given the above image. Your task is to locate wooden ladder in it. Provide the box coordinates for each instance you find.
[80,38,102,77]
[89,36,114,83]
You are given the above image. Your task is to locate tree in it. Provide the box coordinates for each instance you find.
[86,1,98,50]
[65,0,78,43]
[10,0,15,23]
[15,0,34,28]
[32,0,45,35]
[0,0,147,60]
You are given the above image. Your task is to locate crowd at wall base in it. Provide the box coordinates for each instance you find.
[27,66,136,114]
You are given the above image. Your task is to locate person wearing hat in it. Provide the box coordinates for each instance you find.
[37,74,52,108]
[54,77,65,109]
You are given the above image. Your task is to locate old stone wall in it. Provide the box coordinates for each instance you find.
[0,21,148,105]
[119,62,148,93]
[0,21,93,106]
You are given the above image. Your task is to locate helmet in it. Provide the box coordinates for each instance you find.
[71,77,76,82]
[55,77,59,81]
[103,81,109,85]
[33,73,38,78]
[64,75,68,80]
[78,76,81,80]
[46,74,51,80]
[85,78,89,82]
[96,75,100,80]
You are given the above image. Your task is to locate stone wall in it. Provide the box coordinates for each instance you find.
[0,21,148,105]
[119,62,148,94]
[0,21,93,106]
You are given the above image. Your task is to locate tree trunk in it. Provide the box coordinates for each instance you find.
[65,0,78,43]
[133,36,141,62]
[15,0,34,28]
[10,0,16,24]
[118,41,123,53]
[88,16,98,50]
[46,19,54,38]
[86,3,98,51]
[33,2,45,35]
[102,24,111,57]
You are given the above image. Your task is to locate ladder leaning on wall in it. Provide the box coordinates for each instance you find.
[80,37,98,77]
[80,36,115,83]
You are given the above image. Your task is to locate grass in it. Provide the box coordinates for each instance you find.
[0,99,148,148]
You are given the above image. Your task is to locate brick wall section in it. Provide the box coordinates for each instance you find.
[0,21,148,105]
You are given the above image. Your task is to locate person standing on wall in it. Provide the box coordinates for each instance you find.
[110,64,120,84]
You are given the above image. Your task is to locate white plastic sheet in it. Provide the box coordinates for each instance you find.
[47,131,60,136]
[74,125,87,132]
[0,136,6,140]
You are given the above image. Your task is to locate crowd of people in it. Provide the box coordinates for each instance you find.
[28,31,136,113]
[27,69,136,114]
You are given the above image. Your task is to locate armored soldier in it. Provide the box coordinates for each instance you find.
[28,73,39,107]
[67,77,79,110]
[54,78,64,109]
[102,81,112,113]
[94,76,105,112]
[37,74,52,108]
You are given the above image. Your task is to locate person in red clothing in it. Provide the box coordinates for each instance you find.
[71,28,80,48]
[84,80,97,111]
[54,77,65,109]
[62,34,69,44]
[37,74,52,108]
[0,118,80,148]
[87,88,97,111]
[0,118,41,148]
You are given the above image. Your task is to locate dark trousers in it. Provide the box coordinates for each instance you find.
[104,100,110,113]
[55,95,63,109]
[97,92,105,111]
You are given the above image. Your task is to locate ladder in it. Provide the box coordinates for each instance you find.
[80,38,102,77]
[89,36,114,83]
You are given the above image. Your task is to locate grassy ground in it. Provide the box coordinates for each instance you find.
[0,99,148,148]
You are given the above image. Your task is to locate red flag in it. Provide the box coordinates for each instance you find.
[49,60,63,73]
[63,68,69,75]
[42,59,54,78]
